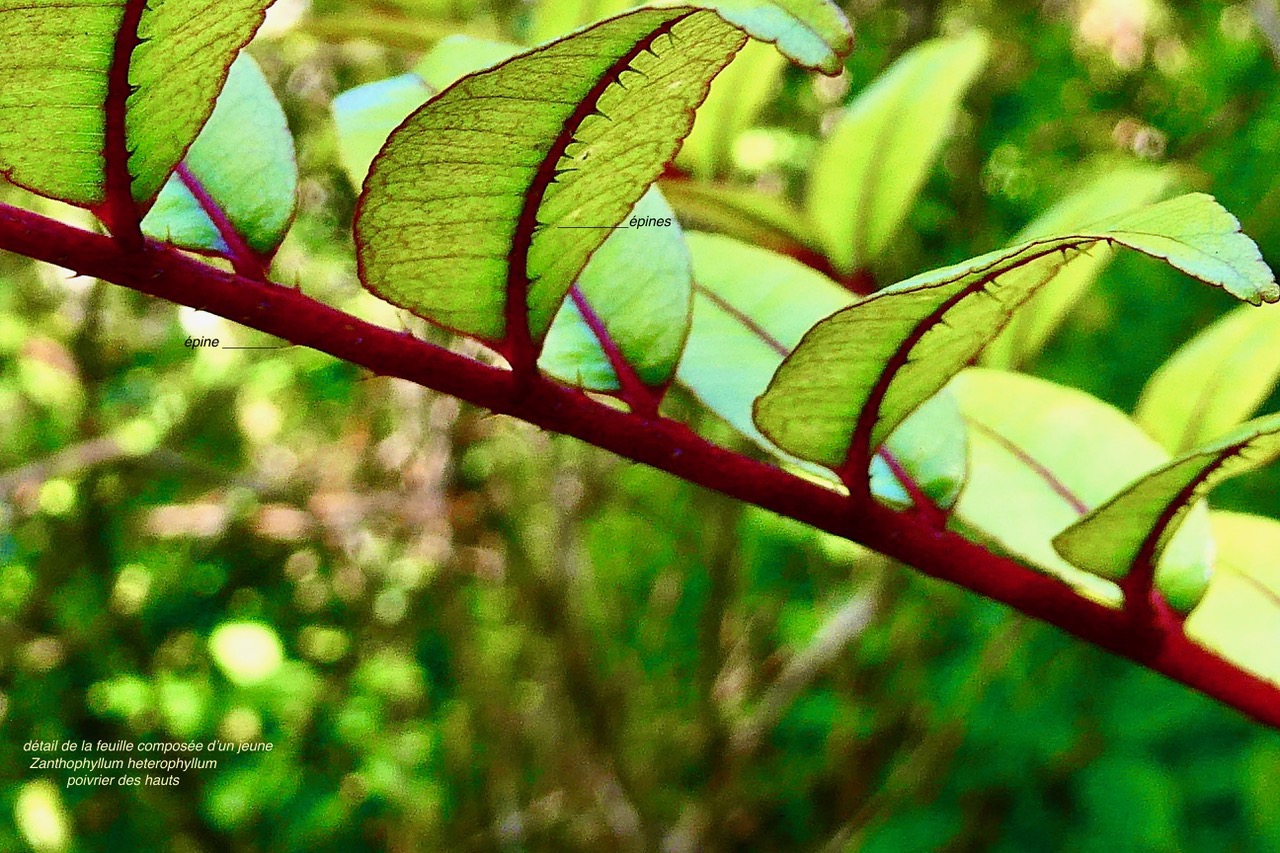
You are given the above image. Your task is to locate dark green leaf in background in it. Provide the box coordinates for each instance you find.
[1136,303,1280,452]
[805,32,990,275]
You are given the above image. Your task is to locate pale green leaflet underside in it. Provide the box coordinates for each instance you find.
[141,53,297,257]
[949,369,1213,613]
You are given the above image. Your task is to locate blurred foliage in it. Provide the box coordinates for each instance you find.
[5,0,1280,850]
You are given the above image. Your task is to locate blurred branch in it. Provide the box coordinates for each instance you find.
[0,436,132,495]
[819,618,1026,852]
[732,583,881,757]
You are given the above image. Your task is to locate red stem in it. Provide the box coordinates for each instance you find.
[2,200,1279,729]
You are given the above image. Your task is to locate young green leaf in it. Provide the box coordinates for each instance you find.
[355,8,748,354]
[1184,512,1280,688]
[805,32,990,275]
[539,188,692,392]
[1053,412,1280,605]
[526,0,853,74]
[0,0,273,208]
[141,54,297,259]
[754,193,1279,473]
[949,369,1213,610]
[677,232,967,509]
[679,39,788,179]
[1135,303,1280,452]
[981,165,1176,369]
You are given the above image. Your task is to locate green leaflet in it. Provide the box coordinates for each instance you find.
[677,232,967,509]
[754,193,1279,471]
[539,188,692,391]
[949,369,1213,611]
[526,0,853,74]
[141,54,296,257]
[1053,412,1280,603]
[335,33,692,392]
[982,164,1176,369]
[0,0,273,207]
[806,32,990,275]
[355,8,747,347]
[679,38,787,179]
[1184,512,1280,688]
[1136,303,1280,452]
[703,0,852,75]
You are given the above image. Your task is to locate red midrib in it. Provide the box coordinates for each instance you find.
[101,0,148,247]
[839,240,1093,483]
[503,9,699,371]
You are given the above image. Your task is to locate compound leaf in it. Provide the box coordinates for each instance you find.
[355,8,748,350]
[1054,413,1280,605]
[805,32,989,275]
[950,369,1213,611]
[1136,303,1280,452]
[0,0,273,208]
[141,53,296,257]
[755,194,1279,472]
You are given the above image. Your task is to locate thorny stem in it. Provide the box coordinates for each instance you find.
[99,0,148,249]
[2,200,1280,729]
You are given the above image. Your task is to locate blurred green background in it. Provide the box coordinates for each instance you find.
[5,0,1280,850]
